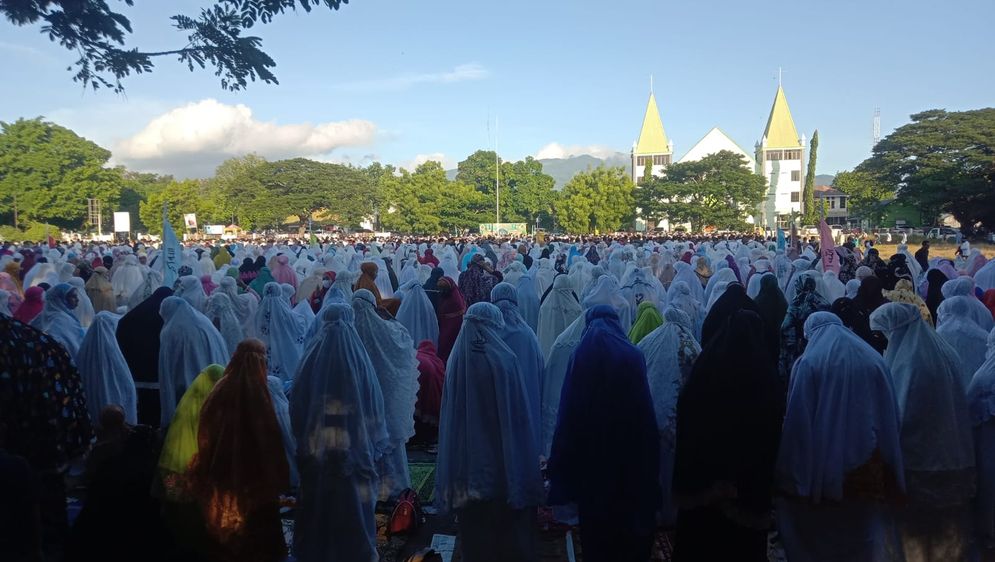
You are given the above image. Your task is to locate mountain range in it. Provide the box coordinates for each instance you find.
[448,153,835,190]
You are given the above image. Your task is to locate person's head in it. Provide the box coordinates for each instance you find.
[922,240,930,248]
[97,404,127,438]
[64,287,79,310]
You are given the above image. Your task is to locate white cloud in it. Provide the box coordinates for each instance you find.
[333,63,488,92]
[114,99,376,177]
[0,41,58,63]
[534,142,620,160]
[400,152,452,172]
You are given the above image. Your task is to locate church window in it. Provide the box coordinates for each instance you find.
[791,170,800,181]
[790,191,800,202]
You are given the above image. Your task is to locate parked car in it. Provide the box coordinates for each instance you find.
[927,227,961,242]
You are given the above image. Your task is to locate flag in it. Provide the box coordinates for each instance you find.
[818,219,840,275]
[776,228,786,252]
[310,232,318,246]
[161,204,182,289]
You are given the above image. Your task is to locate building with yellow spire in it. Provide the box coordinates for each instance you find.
[630,88,673,184]
[755,84,806,230]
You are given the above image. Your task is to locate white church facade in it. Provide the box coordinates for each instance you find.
[631,83,807,232]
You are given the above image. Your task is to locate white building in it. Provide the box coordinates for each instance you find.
[678,127,757,170]
[755,85,805,230]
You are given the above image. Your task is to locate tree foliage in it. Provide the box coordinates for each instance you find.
[803,130,818,223]
[380,161,486,234]
[138,179,220,235]
[0,118,124,230]
[858,108,995,233]
[831,170,892,226]
[455,151,556,229]
[635,151,766,233]
[1,0,350,92]
[256,158,372,231]
[207,154,269,229]
[555,167,635,234]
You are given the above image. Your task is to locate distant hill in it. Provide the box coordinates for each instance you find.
[447,157,836,190]
[446,152,632,190]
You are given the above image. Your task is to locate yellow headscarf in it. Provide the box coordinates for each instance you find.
[882,279,932,324]
[158,364,226,476]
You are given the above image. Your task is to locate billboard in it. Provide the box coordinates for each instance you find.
[113,212,131,233]
[478,222,528,236]
[183,213,198,229]
[205,224,225,235]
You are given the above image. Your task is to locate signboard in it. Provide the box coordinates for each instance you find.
[183,213,198,229]
[478,222,527,236]
[113,212,131,233]
[205,224,225,235]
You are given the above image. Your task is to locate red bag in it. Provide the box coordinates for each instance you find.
[388,488,423,536]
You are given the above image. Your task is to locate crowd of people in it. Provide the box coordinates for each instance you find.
[1,232,995,562]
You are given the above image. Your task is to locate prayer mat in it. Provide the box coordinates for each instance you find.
[409,462,436,504]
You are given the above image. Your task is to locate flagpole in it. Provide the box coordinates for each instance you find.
[495,116,500,225]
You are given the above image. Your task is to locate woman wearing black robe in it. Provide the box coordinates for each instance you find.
[115,287,173,427]
[673,310,784,562]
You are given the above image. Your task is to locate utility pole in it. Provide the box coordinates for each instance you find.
[495,116,500,225]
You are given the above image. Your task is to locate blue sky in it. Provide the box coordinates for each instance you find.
[2,0,993,179]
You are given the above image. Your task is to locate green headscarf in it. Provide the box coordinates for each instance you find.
[248,266,275,297]
[158,364,226,477]
[628,300,663,344]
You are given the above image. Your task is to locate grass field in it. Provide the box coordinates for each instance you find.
[870,241,994,260]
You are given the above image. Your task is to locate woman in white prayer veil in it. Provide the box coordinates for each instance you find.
[351,289,419,500]
[820,270,846,304]
[533,257,555,297]
[502,261,528,287]
[111,255,145,306]
[516,272,540,334]
[290,303,389,562]
[968,330,995,544]
[396,281,439,348]
[845,278,861,299]
[395,262,420,296]
[266,375,299,489]
[174,274,207,313]
[157,296,230,427]
[704,267,737,309]
[127,269,163,310]
[537,274,583,358]
[671,261,705,304]
[937,278,994,332]
[205,292,245,360]
[24,261,56,289]
[491,282,544,444]
[331,268,357,299]
[31,283,85,360]
[254,282,307,384]
[936,296,991,386]
[541,275,627,457]
[215,276,257,334]
[435,302,543,562]
[68,276,95,328]
[439,251,460,281]
[666,280,705,342]
[620,267,662,322]
[77,311,138,425]
[295,267,325,307]
[869,302,976,560]
[775,312,904,562]
[638,307,701,526]
[705,279,735,312]
[367,258,394,299]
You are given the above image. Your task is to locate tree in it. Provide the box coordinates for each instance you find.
[832,170,892,226]
[455,150,501,196]
[380,161,486,234]
[361,162,399,230]
[635,151,766,233]
[119,170,174,231]
[0,118,124,230]
[803,130,818,223]
[255,158,373,232]
[138,179,219,235]
[554,167,635,234]
[1,0,350,92]
[502,157,556,229]
[858,108,995,233]
[207,154,268,228]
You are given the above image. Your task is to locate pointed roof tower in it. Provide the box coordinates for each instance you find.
[762,85,801,149]
[635,92,671,155]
